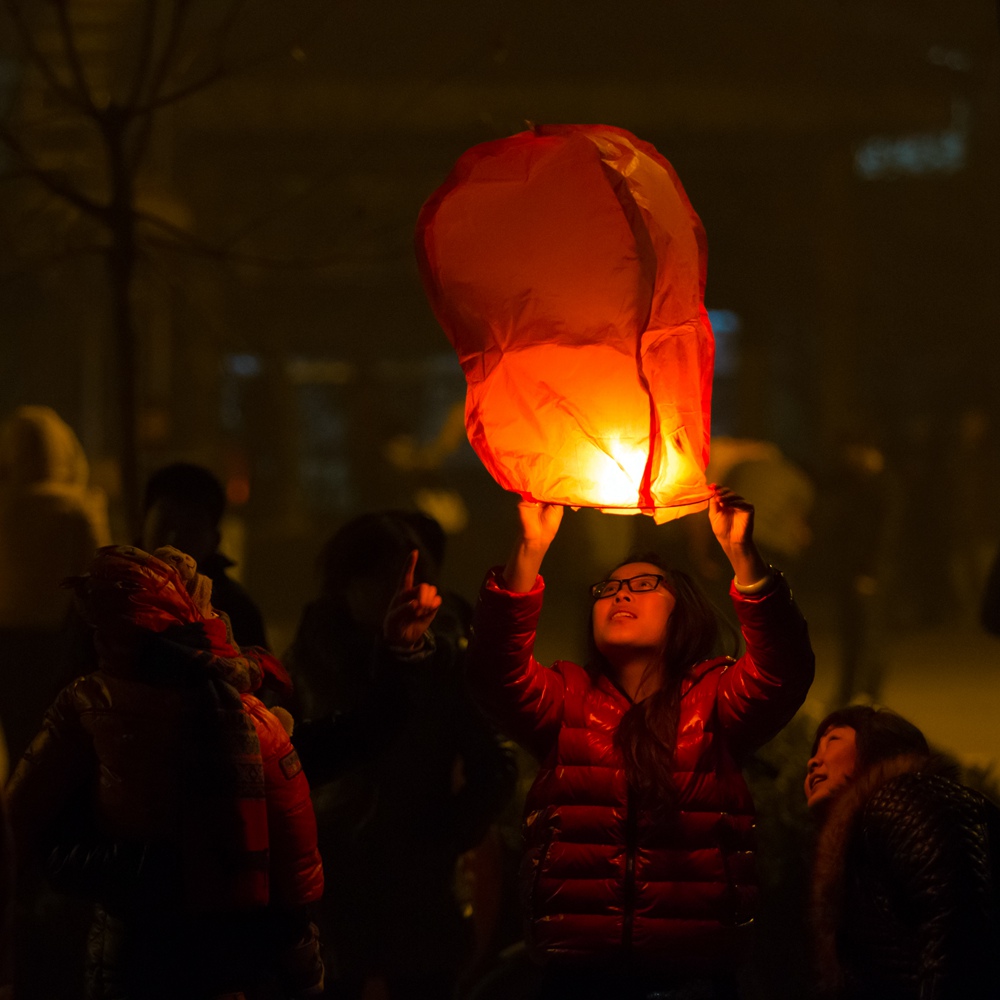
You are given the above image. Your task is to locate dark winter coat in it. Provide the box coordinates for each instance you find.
[811,753,1000,1000]
[468,568,814,976]
[288,596,516,983]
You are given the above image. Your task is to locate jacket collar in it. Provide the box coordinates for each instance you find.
[595,654,735,707]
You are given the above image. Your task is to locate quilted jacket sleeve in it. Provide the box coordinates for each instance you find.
[466,568,566,761]
[714,571,815,756]
[863,773,999,1000]
[6,679,95,858]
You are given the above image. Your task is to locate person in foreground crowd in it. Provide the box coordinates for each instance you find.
[6,545,323,1000]
[411,485,814,1000]
[141,462,269,650]
[286,510,516,1000]
[806,705,1000,1000]
[0,405,111,763]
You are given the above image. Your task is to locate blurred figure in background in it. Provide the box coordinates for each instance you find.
[980,545,1000,636]
[6,545,323,1000]
[892,413,955,629]
[686,439,815,630]
[806,705,1000,1000]
[946,407,999,625]
[974,410,1000,635]
[140,462,269,650]
[286,510,516,1000]
[821,433,893,707]
[0,405,110,763]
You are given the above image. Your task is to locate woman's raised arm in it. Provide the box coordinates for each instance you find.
[707,485,770,588]
[502,502,564,593]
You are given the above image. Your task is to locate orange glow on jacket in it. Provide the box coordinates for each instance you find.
[416,123,714,521]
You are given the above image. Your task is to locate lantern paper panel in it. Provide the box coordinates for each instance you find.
[416,123,715,522]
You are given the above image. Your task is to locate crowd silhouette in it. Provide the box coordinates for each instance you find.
[1,415,1000,1000]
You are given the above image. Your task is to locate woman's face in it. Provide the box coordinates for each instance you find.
[591,561,676,660]
[804,725,859,809]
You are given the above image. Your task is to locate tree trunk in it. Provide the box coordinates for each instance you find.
[104,108,141,541]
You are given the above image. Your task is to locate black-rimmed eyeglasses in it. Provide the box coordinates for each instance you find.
[590,573,666,600]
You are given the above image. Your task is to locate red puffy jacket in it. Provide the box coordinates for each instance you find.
[469,569,814,976]
[7,545,322,913]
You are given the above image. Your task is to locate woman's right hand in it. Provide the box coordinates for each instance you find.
[515,501,564,550]
[502,501,564,593]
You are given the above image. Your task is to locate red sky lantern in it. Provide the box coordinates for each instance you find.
[415,123,714,522]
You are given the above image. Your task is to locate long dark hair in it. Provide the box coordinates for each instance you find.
[587,552,737,816]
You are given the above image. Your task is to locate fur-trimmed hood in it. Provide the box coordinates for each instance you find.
[810,753,961,996]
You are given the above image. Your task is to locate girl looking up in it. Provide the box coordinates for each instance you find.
[460,485,815,1000]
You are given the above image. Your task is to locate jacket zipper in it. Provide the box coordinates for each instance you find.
[531,825,555,917]
[623,783,638,958]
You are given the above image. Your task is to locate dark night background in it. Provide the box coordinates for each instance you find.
[2,1,999,757]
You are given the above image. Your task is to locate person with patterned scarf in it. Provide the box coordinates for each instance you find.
[6,545,324,1000]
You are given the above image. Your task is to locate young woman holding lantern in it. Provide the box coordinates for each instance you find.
[451,484,815,1000]
[412,121,815,998]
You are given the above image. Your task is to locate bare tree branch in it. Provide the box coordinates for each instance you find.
[218,30,500,250]
[212,0,254,52]
[139,64,230,112]
[16,165,106,219]
[2,0,91,112]
[137,0,322,114]
[137,0,194,106]
[52,0,99,113]
[0,120,106,219]
[137,210,364,270]
[123,0,199,174]
[131,0,243,114]
[123,0,163,109]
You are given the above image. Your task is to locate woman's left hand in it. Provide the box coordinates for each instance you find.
[383,549,442,650]
[708,484,770,587]
[707,484,755,551]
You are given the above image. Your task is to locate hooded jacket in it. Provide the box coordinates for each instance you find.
[468,568,814,976]
[0,406,110,629]
[811,753,1000,1000]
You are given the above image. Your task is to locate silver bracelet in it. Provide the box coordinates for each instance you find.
[734,570,776,595]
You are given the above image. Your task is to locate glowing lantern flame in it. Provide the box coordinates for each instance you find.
[415,124,714,522]
[590,436,648,509]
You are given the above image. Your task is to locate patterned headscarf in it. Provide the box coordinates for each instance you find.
[68,544,290,695]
